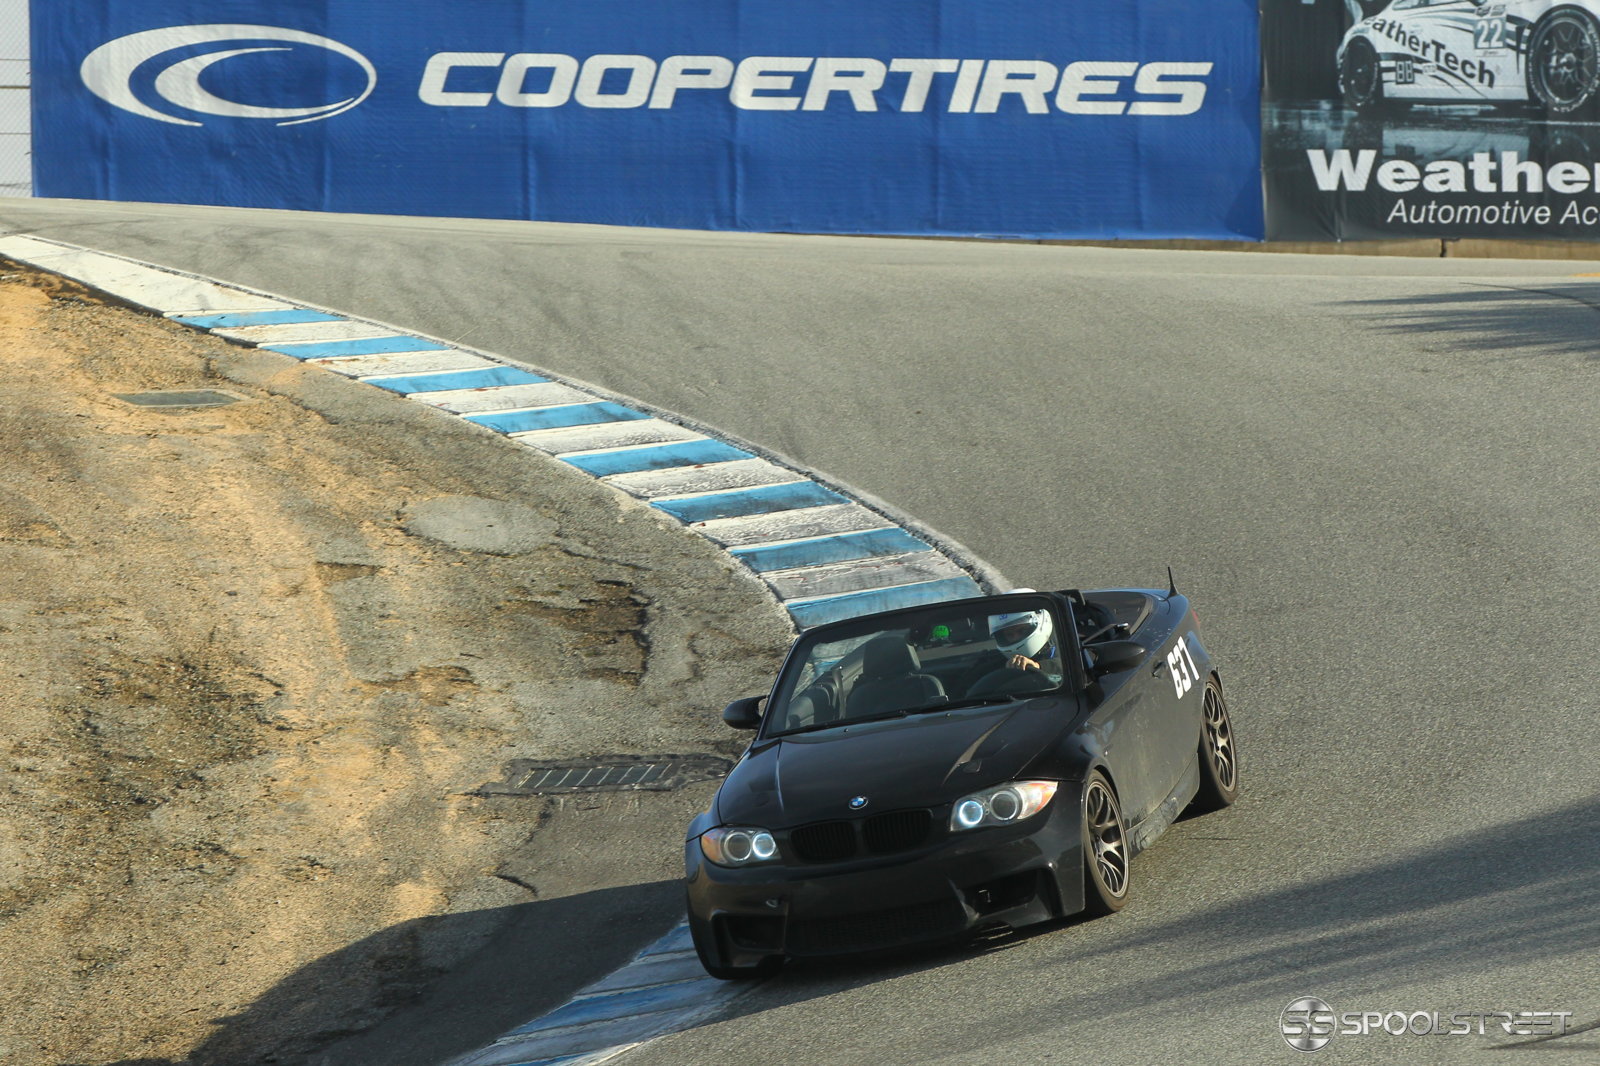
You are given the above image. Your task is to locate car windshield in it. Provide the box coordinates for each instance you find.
[764,596,1069,737]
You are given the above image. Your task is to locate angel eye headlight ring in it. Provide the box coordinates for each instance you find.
[949,781,1058,832]
[699,826,781,867]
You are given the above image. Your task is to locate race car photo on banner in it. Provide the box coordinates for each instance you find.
[1262,0,1600,240]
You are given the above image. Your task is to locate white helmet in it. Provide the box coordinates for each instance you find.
[990,591,1054,659]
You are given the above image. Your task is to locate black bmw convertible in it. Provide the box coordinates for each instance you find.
[684,585,1239,978]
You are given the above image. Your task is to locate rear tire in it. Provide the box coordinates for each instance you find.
[1189,678,1240,814]
[1081,771,1130,916]
[1529,10,1600,117]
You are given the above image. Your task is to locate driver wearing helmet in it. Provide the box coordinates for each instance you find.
[989,595,1064,682]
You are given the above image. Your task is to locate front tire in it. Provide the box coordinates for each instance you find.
[1340,38,1386,113]
[1529,10,1600,116]
[1189,678,1240,814]
[1081,771,1130,916]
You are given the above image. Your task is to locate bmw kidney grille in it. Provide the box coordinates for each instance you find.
[788,809,933,863]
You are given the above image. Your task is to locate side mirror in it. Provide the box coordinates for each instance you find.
[721,696,765,730]
[1085,640,1146,676]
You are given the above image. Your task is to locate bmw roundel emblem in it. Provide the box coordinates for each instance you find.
[849,795,869,810]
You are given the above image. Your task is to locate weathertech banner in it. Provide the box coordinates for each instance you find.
[29,0,1263,238]
[1263,0,1600,240]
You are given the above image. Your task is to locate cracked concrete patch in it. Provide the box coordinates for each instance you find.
[401,495,559,555]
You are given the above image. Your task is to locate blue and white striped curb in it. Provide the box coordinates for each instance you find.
[0,233,999,631]
[441,921,741,1066]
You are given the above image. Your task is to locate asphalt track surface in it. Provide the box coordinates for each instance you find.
[3,199,1599,1064]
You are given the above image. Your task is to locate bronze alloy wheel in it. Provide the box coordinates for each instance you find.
[1203,683,1237,794]
[1189,678,1241,814]
[1083,772,1129,914]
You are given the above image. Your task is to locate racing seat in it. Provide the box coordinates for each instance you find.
[781,684,839,732]
[845,637,946,717]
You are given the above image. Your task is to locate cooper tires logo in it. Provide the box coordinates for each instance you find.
[80,25,376,127]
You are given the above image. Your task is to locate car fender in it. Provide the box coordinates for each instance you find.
[1046,772,1101,917]
[1338,20,1377,65]
[684,816,713,886]
[1042,716,1105,784]
[686,808,717,841]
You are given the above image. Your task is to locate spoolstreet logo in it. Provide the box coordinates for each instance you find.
[1281,998,1335,1053]
[80,25,376,127]
[1280,996,1572,1052]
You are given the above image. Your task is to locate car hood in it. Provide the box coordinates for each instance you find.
[715,698,1072,828]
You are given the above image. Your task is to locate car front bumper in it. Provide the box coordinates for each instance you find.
[685,785,1088,969]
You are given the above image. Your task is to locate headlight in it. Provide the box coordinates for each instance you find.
[949,781,1058,832]
[700,826,780,867]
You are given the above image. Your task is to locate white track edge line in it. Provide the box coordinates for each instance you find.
[0,234,1011,597]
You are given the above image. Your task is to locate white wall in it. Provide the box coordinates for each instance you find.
[0,0,30,196]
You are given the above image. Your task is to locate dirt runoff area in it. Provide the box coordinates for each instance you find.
[0,263,794,1066]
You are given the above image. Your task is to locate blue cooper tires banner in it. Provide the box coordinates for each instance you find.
[31,0,1263,239]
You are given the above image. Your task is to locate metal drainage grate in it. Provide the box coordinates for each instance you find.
[113,389,244,409]
[479,753,732,796]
